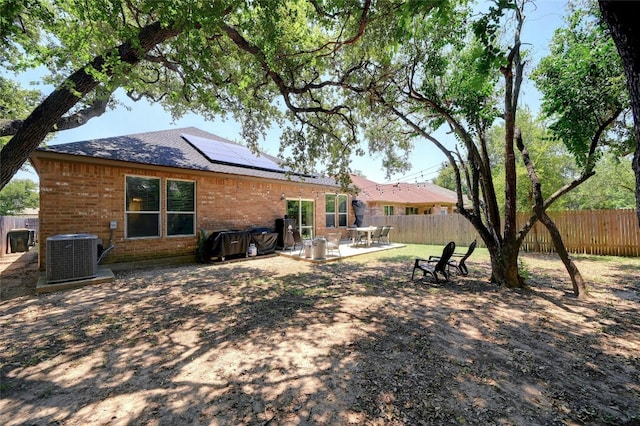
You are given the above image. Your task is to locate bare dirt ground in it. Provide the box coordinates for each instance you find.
[0,250,39,301]
[1,246,639,425]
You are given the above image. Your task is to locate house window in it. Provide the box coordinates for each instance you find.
[325,194,348,227]
[126,176,160,238]
[325,194,336,227]
[167,179,195,236]
[337,194,347,226]
[384,205,394,216]
[406,206,419,215]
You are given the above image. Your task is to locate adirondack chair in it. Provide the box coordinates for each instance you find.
[429,239,477,276]
[411,241,456,283]
[448,239,477,275]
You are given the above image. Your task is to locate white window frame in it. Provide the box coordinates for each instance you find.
[384,205,394,216]
[287,198,315,239]
[325,193,337,228]
[337,194,348,227]
[325,193,348,228]
[125,175,161,239]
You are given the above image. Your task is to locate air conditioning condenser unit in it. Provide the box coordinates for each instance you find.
[46,234,98,283]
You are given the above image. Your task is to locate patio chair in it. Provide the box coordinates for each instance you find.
[292,229,303,252]
[379,226,391,244]
[325,232,342,257]
[429,239,476,276]
[371,226,384,245]
[350,227,367,247]
[411,241,456,283]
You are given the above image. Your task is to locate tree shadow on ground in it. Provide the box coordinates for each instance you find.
[1,254,639,425]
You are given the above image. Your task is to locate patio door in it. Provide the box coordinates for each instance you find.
[286,199,315,239]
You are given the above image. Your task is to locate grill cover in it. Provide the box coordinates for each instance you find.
[352,199,366,227]
[250,232,278,255]
[202,230,251,261]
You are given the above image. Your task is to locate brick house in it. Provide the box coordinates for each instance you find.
[30,127,353,268]
[349,174,460,216]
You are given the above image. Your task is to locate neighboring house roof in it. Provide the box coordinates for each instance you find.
[349,174,459,204]
[34,127,338,186]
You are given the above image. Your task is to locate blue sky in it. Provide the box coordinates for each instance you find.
[12,0,568,185]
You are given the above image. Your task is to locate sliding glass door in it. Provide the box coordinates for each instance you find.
[286,199,315,239]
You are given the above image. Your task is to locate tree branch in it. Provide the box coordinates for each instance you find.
[220,22,351,119]
[1,20,183,189]
[0,96,111,137]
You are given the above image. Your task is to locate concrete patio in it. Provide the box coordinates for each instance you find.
[277,239,405,263]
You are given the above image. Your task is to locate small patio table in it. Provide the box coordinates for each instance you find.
[350,226,377,247]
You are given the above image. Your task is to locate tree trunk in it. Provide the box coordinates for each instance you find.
[493,6,526,289]
[532,221,541,252]
[0,97,110,137]
[528,192,541,252]
[536,211,588,298]
[488,242,524,288]
[516,129,588,298]
[0,22,181,190]
[599,1,640,229]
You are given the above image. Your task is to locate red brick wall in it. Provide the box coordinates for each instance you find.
[33,157,349,268]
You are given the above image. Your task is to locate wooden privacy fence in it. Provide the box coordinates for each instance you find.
[365,209,640,257]
[518,209,640,257]
[366,214,482,248]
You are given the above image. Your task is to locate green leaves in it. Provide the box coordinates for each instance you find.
[487,108,579,213]
[0,178,39,215]
[0,77,41,122]
[471,0,510,73]
[532,1,630,166]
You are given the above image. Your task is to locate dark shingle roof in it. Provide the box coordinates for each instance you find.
[36,127,337,186]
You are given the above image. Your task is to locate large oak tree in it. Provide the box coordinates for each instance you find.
[303,0,592,293]
[1,0,390,189]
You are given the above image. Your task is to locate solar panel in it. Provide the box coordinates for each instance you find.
[183,133,288,173]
